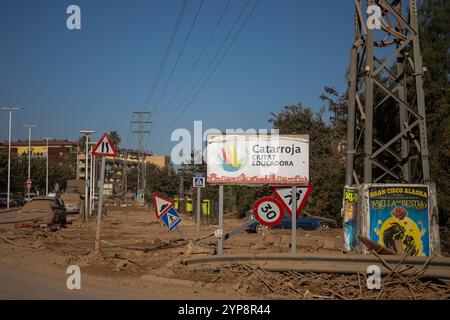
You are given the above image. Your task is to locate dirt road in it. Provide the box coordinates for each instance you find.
[2,205,446,300]
[0,206,258,300]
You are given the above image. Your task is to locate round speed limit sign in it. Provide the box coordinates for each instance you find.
[253,197,284,227]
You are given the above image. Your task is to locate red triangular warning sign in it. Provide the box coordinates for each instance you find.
[92,133,117,157]
[271,184,313,217]
[153,193,174,219]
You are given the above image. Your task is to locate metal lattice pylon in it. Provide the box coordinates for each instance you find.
[345,0,431,185]
[131,112,151,194]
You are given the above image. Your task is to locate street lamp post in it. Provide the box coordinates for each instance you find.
[23,124,38,201]
[1,107,22,209]
[80,130,95,222]
[88,143,96,217]
[43,137,52,196]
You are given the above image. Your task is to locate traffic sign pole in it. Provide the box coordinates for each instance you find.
[291,186,297,255]
[193,173,205,240]
[95,156,106,253]
[196,187,201,238]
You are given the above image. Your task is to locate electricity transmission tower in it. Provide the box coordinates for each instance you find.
[131,112,151,198]
[345,0,432,186]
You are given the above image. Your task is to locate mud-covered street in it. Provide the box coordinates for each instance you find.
[1,205,449,300]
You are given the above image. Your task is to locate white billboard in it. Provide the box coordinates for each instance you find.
[206,134,309,185]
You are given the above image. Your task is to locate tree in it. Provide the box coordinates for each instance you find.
[269,95,346,221]
[0,150,77,195]
[108,131,121,149]
[418,0,450,226]
[144,163,178,198]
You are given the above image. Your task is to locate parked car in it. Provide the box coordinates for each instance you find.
[16,197,67,228]
[60,192,82,214]
[12,195,26,206]
[0,194,25,208]
[0,196,7,208]
[246,211,338,233]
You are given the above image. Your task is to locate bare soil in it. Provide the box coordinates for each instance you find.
[0,205,448,300]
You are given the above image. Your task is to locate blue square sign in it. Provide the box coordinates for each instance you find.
[160,207,182,231]
[193,173,205,188]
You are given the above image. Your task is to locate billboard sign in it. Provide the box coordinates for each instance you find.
[206,134,309,185]
[367,184,430,256]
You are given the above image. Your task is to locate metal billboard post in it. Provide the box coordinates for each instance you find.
[217,185,224,255]
[291,186,297,255]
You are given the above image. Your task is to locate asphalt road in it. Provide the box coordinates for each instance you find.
[0,261,226,300]
[0,261,146,299]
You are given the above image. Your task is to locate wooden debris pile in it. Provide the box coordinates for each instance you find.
[206,261,450,300]
[0,228,61,249]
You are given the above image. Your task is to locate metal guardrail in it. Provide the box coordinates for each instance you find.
[183,253,450,279]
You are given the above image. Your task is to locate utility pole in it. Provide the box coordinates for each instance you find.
[43,137,52,196]
[23,124,38,201]
[131,112,151,205]
[345,0,432,185]
[80,130,95,222]
[92,149,96,215]
[1,107,22,209]
[124,150,128,205]
[179,162,186,215]
[89,143,95,217]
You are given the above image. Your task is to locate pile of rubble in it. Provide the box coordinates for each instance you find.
[203,263,450,300]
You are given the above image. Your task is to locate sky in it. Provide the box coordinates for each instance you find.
[0,0,354,156]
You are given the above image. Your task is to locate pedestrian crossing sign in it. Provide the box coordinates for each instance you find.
[193,173,205,188]
[160,207,182,231]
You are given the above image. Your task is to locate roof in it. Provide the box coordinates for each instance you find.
[0,140,77,147]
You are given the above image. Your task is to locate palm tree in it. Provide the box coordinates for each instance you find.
[77,136,86,153]
[108,131,121,148]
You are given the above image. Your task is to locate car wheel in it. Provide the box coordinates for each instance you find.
[318,223,331,230]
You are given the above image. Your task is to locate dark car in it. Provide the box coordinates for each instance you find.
[246,211,338,233]
[0,194,25,208]
[11,195,26,207]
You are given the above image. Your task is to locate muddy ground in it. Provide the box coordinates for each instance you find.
[0,205,448,300]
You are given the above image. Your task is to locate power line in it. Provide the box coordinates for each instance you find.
[143,0,232,153]
[140,0,189,112]
[124,114,133,151]
[153,0,232,118]
[151,0,260,136]
[149,0,205,117]
[163,0,250,118]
